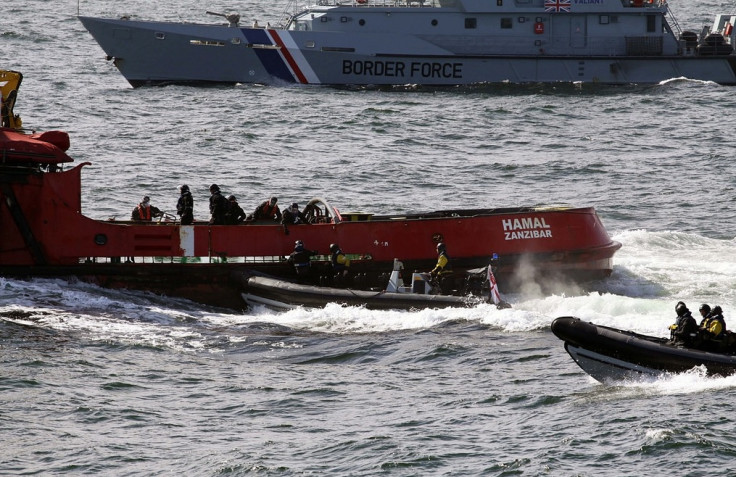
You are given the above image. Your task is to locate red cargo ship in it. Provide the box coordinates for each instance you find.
[0,71,621,309]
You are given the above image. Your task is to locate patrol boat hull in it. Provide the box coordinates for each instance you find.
[551,317,736,382]
[79,2,736,87]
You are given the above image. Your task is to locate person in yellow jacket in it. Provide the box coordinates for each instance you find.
[430,243,451,276]
[329,243,351,286]
[701,305,726,339]
[429,242,453,294]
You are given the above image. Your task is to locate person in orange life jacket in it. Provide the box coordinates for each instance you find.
[224,195,246,225]
[176,184,194,225]
[252,196,282,222]
[208,184,228,225]
[131,196,163,221]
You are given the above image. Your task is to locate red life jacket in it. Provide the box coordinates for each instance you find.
[137,204,152,221]
[260,203,277,217]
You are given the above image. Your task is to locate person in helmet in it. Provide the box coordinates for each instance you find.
[429,242,451,277]
[429,242,453,294]
[176,184,194,225]
[287,239,318,280]
[698,303,712,325]
[669,301,699,346]
[224,195,246,225]
[251,196,282,222]
[131,195,163,221]
[700,305,726,347]
[208,184,228,225]
[329,243,351,284]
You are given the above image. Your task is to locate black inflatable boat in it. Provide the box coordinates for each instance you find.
[551,316,736,382]
[240,275,486,311]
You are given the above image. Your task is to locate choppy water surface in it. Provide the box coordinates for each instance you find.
[3,0,736,474]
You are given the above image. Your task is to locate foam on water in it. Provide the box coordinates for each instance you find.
[2,229,734,347]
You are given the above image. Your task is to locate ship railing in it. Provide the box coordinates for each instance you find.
[311,0,438,7]
[664,4,683,39]
[81,256,288,265]
[624,0,667,8]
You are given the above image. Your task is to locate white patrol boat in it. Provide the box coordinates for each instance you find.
[79,0,736,86]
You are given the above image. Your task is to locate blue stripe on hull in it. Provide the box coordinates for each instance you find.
[241,29,296,83]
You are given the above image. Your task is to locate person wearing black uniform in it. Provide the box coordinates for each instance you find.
[281,202,308,235]
[224,195,246,224]
[176,184,194,225]
[208,184,228,225]
[669,301,699,347]
[287,240,318,280]
[282,203,307,225]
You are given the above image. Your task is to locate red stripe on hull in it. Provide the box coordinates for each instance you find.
[268,30,308,84]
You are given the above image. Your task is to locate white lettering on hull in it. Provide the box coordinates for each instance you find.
[504,229,553,240]
[501,216,553,241]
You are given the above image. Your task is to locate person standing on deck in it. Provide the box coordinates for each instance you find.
[224,195,246,224]
[208,184,228,225]
[176,184,194,225]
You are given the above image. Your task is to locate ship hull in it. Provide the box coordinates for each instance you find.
[78,15,736,87]
[0,157,620,308]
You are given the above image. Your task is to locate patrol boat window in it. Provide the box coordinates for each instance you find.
[465,18,477,29]
[501,18,512,29]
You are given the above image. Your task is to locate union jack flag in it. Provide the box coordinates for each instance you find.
[487,265,503,306]
[544,0,571,12]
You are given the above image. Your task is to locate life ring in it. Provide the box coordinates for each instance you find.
[356,0,367,4]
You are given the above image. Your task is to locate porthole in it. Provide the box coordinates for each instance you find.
[94,234,108,245]
[359,19,366,26]
[431,19,438,26]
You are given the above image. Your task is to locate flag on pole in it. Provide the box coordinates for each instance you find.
[487,265,503,306]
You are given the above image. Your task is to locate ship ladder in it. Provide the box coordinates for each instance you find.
[1,183,47,265]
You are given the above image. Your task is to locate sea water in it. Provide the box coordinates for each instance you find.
[2,0,736,474]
